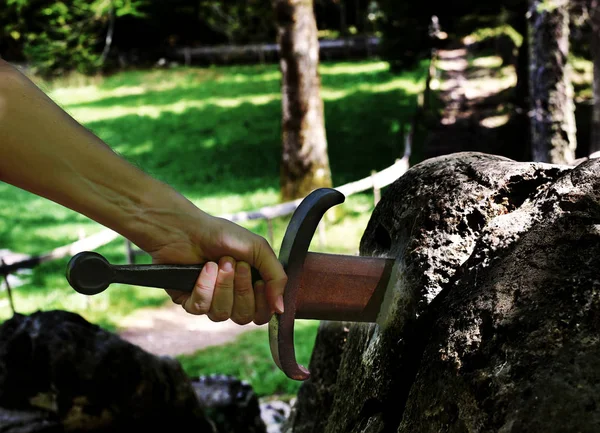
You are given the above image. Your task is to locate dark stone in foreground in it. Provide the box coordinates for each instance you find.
[0,310,266,432]
[287,152,600,432]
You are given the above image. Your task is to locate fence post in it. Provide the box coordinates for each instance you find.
[371,170,381,206]
[0,259,16,316]
[125,239,135,264]
[266,218,275,246]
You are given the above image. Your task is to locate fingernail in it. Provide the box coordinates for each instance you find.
[221,259,234,272]
[205,262,217,276]
[275,295,285,314]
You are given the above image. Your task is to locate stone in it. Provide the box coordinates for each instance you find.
[0,310,214,432]
[288,152,600,432]
[191,374,267,433]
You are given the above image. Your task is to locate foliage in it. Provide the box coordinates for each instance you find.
[197,0,275,44]
[1,0,145,76]
[177,320,320,396]
[1,1,383,74]
[465,25,524,48]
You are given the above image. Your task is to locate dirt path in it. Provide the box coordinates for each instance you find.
[423,42,527,161]
[117,302,266,356]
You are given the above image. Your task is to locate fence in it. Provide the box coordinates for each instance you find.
[170,36,381,66]
[0,156,409,283]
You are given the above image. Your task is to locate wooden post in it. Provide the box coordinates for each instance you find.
[371,170,381,206]
[266,219,275,246]
[125,239,135,264]
[0,259,16,316]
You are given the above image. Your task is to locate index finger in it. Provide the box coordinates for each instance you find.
[252,238,287,315]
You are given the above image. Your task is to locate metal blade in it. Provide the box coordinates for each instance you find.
[296,252,394,322]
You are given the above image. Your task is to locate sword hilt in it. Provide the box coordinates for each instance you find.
[268,188,345,381]
[66,252,261,295]
[65,188,345,382]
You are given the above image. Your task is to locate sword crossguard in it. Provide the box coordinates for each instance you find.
[269,188,345,381]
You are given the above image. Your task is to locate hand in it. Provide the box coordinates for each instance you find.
[146,212,287,326]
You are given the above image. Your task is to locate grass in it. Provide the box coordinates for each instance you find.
[0,59,427,396]
[177,320,319,397]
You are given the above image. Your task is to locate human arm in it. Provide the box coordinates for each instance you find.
[0,59,286,324]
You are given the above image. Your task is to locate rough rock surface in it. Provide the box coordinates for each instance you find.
[284,321,351,433]
[0,310,267,432]
[191,374,267,433]
[287,152,600,432]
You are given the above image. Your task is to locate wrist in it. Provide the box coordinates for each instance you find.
[119,178,205,253]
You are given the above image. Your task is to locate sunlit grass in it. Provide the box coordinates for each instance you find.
[177,320,320,397]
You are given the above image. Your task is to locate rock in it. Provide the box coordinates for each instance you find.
[287,152,600,432]
[0,407,61,432]
[0,310,214,432]
[191,374,267,433]
[260,400,292,433]
[283,321,350,433]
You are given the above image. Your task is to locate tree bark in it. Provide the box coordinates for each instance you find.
[273,0,333,201]
[286,152,600,432]
[590,0,600,155]
[528,0,577,163]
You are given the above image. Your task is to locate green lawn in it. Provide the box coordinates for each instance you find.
[0,60,426,396]
[177,319,320,397]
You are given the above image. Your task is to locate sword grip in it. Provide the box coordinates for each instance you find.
[66,251,260,296]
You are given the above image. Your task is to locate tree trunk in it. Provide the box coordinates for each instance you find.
[285,152,600,432]
[514,0,530,110]
[528,0,577,163]
[590,0,600,155]
[273,0,333,201]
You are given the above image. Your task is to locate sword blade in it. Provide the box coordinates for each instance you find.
[296,252,395,322]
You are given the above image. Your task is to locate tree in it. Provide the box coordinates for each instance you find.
[198,1,275,44]
[527,0,577,163]
[272,0,333,201]
[0,0,145,76]
[590,0,600,155]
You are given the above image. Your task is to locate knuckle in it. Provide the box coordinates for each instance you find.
[209,310,231,322]
[215,281,234,293]
[231,313,253,325]
[183,302,207,316]
[195,279,214,294]
[234,283,253,296]
[253,238,268,265]
[191,301,211,315]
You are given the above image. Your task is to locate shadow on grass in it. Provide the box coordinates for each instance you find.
[81,87,421,198]
[63,61,419,111]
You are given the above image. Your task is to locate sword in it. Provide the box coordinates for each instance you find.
[66,189,395,381]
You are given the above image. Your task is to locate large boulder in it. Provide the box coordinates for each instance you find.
[286,152,600,432]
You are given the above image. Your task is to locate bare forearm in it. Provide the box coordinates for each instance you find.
[0,60,200,252]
